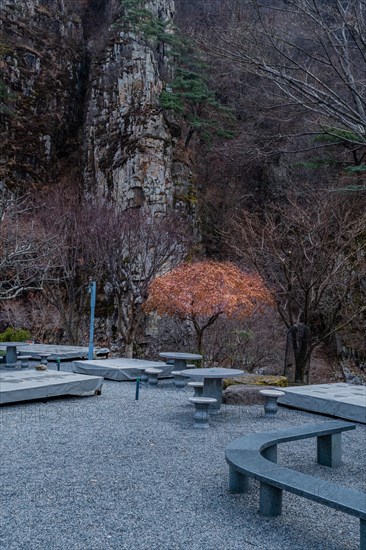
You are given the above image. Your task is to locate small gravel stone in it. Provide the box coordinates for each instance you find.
[0,363,364,550]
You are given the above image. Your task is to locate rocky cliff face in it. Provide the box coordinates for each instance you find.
[0,0,86,188]
[0,0,192,215]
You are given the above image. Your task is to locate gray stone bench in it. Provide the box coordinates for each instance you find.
[145,368,162,385]
[188,397,217,429]
[18,355,32,369]
[225,421,366,549]
[171,370,186,388]
[259,389,285,417]
[39,353,51,366]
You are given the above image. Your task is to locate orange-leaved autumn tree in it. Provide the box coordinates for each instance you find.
[144,261,273,354]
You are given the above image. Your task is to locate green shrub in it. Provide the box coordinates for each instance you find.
[0,326,31,342]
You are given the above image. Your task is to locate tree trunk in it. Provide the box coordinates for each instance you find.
[195,327,203,355]
[285,323,311,384]
[125,342,134,358]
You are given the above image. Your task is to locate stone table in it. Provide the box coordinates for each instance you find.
[159,352,203,370]
[181,368,244,412]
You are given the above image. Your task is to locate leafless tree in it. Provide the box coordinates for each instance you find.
[38,188,103,344]
[227,188,366,382]
[203,0,366,134]
[96,207,190,357]
[196,0,366,170]
[0,187,55,302]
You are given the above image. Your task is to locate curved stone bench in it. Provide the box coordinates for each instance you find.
[225,420,366,549]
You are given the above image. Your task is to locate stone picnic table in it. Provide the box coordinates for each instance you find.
[159,352,203,370]
[181,367,244,412]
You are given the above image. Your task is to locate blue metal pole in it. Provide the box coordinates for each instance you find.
[135,378,140,400]
[88,281,96,360]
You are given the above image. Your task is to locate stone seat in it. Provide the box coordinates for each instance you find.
[18,355,32,369]
[145,368,162,385]
[171,370,186,388]
[188,397,217,429]
[39,353,51,365]
[259,389,285,417]
[188,381,204,397]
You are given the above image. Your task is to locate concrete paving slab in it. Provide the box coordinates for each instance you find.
[0,370,103,404]
[72,358,172,381]
[278,383,366,423]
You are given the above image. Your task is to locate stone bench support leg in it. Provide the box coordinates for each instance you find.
[262,445,277,463]
[259,482,283,517]
[360,519,366,550]
[317,433,341,467]
[229,467,249,493]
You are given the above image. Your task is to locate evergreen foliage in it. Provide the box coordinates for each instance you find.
[120,0,167,39]
[160,60,236,146]
[119,0,235,146]
[0,326,31,342]
[315,127,365,145]
[297,128,366,191]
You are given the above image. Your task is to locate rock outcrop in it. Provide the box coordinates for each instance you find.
[0,0,86,188]
[223,385,269,406]
[223,374,288,390]
[1,0,192,215]
[84,0,178,213]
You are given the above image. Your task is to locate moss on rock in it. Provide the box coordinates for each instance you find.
[223,374,288,390]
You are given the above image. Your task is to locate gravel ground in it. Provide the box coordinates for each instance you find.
[0,363,365,550]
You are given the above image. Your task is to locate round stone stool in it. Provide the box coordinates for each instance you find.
[188,381,204,397]
[145,368,162,385]
[259,389,285,417]
[39,354,50,367]
[171,371,187,389]
[18,355,32,369]
[188,397,217,429]
[140,370,149,382]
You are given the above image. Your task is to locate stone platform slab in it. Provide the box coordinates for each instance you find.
[0,343,92,361]
[0,370,103,404]
[73,358,172,381]
[278,383,366,424]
